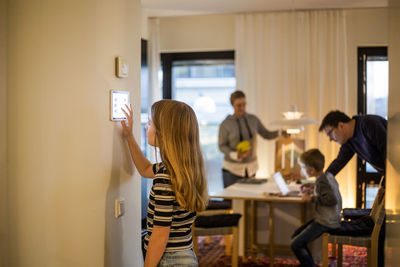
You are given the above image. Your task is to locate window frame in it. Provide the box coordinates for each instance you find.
[160,51,235,99]
[356,46,387,208]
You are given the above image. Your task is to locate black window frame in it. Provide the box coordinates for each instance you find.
[356,46,387,208]
[160,51,235,99]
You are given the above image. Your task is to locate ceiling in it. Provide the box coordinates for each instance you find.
[142,0,388,17]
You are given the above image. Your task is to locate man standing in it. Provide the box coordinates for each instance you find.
[319,110,387,176]
[218,90,280,187]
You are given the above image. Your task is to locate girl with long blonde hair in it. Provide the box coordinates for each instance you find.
[121,100,208,267]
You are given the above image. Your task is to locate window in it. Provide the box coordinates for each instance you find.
[357,47,388,208]
[161,52,235,194]
[140,39,151,223]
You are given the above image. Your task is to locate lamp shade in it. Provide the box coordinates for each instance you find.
[269,117,318,127]
[270,106,318,128]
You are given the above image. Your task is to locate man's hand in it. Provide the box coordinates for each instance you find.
[237,150,250,160]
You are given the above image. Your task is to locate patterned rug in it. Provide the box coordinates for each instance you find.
[197,235,368,266]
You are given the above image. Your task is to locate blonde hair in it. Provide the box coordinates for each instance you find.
[151,100,208,212]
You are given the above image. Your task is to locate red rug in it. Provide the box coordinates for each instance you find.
[197,235,368,266]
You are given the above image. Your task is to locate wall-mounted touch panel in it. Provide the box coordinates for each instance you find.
[110,90,130,121]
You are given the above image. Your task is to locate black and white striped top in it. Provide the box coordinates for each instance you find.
[143,162,196,252]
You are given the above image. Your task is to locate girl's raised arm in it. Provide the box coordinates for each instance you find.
[121,104,155,178]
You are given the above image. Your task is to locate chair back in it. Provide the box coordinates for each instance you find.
[369,177,384,219]
[371,189,385,224]
[370,188,385,240]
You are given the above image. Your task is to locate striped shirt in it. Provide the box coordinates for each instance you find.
[144,162,196,252]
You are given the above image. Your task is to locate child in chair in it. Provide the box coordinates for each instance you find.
[291,149,342,267]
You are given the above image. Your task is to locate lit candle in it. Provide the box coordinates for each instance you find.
[281,144,285,169]
[290,142,294,168]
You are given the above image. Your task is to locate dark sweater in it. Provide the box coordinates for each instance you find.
[326,115,387,175]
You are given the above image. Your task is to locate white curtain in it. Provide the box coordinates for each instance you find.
[236,10,355,207]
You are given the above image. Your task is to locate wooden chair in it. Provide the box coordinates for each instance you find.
[330,177,385,261]
[202,199,233,254]
[193,212,241,267]
[341,176,384,221]
[322,188,385,267]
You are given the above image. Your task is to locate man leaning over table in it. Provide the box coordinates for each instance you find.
[319,110,387,266]
[319,110,387,178]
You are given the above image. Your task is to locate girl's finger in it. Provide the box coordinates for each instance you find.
[125,104,132,113]
[121,108,129,117]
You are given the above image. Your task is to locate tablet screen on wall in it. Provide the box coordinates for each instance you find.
[110,90,130,121]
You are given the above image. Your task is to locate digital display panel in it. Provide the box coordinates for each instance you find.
[110,90,130,121]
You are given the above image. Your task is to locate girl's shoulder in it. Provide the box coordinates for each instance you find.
[153,162,169,175]
[153,162,172,186]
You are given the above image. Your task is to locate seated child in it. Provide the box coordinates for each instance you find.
[291,149,342,267]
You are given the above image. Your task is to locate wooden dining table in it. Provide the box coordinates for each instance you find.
[210,179,310,267]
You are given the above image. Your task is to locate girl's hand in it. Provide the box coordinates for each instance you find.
[121,104,133,138]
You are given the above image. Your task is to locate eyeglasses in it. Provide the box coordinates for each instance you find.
[234,102,246,108]
[326,127,336,138]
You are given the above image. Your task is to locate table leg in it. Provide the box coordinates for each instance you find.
[269,202,274,267]
[232,199,246,257]
[250,200,257,259]
[243,200,248,260]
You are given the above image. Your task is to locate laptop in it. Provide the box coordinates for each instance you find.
[272,172,300,196]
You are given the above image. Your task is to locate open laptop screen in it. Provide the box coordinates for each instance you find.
[273,172,289,195]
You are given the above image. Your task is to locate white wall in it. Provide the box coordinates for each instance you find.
[345,8,388,116]
[156,9,388,208]
[0,0,8,266]
[158,14,235,52]
[142,9,149,40]
[387,0,400,213]
[386,0,400,264]
[6,1,142,266]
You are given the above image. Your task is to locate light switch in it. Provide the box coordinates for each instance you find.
[115,56,129,78]
[114,198,125,219]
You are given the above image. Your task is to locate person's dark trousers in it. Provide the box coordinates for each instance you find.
[291,219,333,267]
[222,169,243,188]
